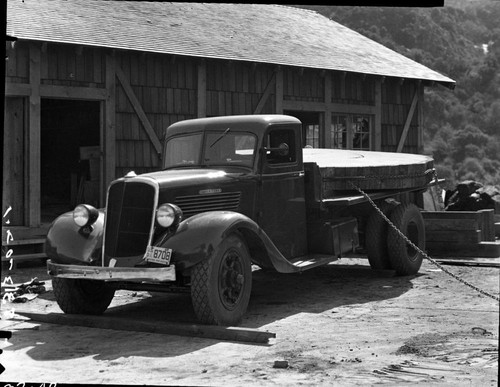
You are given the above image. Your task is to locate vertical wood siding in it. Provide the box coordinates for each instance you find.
[5,40,425,200]
[381,79,419,153]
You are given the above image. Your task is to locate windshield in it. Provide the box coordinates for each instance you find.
[164,131,257,169]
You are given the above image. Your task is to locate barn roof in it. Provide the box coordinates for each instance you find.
[7,1,455,88]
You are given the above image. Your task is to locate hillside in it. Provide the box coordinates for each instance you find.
[301,1,500,188]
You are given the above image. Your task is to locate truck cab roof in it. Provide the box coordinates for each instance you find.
[164,114,302,138]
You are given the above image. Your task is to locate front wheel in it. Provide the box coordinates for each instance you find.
[387,203,425,276]
[52,277,115,315]
[191,233,252,326]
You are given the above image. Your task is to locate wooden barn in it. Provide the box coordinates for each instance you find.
[4,1,455,234]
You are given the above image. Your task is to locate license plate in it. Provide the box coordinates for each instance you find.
[144,246,172,265]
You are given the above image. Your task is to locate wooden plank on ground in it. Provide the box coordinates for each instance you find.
[434,259,500,268]
[15,312,276,345]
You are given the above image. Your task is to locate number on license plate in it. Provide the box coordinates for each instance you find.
[144,246,172,265]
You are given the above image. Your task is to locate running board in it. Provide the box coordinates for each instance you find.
[288,254,339,272]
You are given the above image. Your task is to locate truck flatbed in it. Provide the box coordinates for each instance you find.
[303,148,434,192]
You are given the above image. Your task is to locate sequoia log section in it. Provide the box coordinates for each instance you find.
[303,148,434,192]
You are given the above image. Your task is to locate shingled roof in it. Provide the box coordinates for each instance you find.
[7,1,455,88]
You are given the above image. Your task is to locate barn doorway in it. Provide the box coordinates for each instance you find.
[41,99,101,223]
[284,111,321,148]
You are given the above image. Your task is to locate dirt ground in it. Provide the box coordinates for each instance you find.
[0,256,498,386]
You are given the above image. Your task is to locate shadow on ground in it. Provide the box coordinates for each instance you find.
[3,260,416,362]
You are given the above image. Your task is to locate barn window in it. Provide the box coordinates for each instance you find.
[331,114,372,151]
[304,124,320,148]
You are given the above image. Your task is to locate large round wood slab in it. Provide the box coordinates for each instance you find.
[303,148,435,192]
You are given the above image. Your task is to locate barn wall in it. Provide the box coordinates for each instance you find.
[381,79,420,154]
[4,39,426,226]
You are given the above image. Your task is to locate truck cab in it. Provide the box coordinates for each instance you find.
[46,115,430,326]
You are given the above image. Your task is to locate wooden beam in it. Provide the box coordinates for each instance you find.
[374,79,382,151]
[40,84,107,100]
[275,67,283,114]
[253,72,276,114]
[283,100,377,115]
[5,83,107,100]
[197,60,207,118]
[115,65,162,155]
[28,43,41,227]
[5,82,31,96]
[16,312,276,344]
[396,89,418,152]
[105,54,116,189]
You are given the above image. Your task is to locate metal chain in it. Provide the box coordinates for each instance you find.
[349,181,500,302]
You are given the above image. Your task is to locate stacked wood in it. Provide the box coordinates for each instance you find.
[423,209,500,257]
[303,148,434,192]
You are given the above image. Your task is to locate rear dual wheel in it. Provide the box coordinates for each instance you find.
[366,202,425,276]
[387,203,425,276]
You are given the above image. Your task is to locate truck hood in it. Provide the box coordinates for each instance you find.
[133,168,247,189]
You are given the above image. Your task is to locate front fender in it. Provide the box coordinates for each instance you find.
[44,210,105,265]
[161,211,300,273]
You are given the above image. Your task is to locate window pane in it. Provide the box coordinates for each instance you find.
[352,116,370,150]
[164,133,202,167]
[305,124,319,148]
[204,132,256,167]
[331,115,347,149]
[266,129,296,164]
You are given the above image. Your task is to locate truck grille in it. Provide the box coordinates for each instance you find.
[175,192,241,218]
[104,180,157,259]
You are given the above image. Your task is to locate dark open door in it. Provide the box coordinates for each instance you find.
[41,99,101,223]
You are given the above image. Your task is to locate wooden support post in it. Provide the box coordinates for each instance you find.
[396,89,418,153]
[340,72,346,100]
[197,60,207,118]
[417,83,425,154]
[275,66,283,114]
[374,79,382,151]
[324,71,332,148]
[105,54,116,189]
[28,43,41,227]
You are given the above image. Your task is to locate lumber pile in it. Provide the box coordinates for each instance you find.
[423,209,500,258]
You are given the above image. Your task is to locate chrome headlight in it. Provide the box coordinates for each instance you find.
[73,204,99,227]
[156,203,183,228]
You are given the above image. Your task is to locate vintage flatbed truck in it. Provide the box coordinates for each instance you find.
[46,115,434,326]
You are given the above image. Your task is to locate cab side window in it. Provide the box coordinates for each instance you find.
[265,129,297,165]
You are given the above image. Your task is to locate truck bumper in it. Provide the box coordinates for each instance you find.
[47,260,176,282]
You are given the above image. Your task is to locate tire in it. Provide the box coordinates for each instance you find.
[52,277,115,315]
[387,203,425,276]
[365,201,397,270]
[191,233,252,326]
